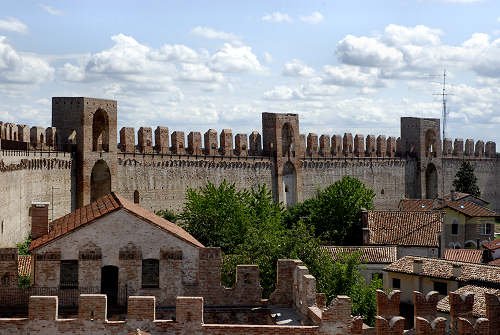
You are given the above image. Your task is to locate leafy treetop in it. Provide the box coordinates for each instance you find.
[452,161,481,197]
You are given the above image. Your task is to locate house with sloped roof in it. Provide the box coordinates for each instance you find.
[24,192,266,311]
[320,246,397,285]
[443,248,489,264]
[362,210,443,258]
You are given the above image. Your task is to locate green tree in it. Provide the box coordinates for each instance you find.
[156,209,178,223]
[285,176,375,245]
[453,161,481,197]
[16,236,31,255]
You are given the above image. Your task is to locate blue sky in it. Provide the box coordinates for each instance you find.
[1,0,500,143]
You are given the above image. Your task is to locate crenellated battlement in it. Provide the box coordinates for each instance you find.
[0,121,74,152]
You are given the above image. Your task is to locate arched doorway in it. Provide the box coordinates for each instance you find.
[282,123,295,157]
[92,109,110,152]
[425,129,437,157]
[283,162,296,207]
[101,266,119,305]
[91,160,111,202]
[425,163,438,199]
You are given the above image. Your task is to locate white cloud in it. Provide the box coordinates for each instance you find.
[177,63,224,82]
[383,24,442,46]
[0,17,28,34]
[336,35,405,68]
[282,59,315,77]
[59,63,85,81]
[191,26,241,43]
[209,43,264,73]
[153,44,200,63]
[299,11,324,24]
[322,65,384,88]
[0,36,54,84]
[261,12,293,23]
[40,4,64,16]
[261,52,273,64]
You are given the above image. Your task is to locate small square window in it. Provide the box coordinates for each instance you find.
[392,278,401,289]
[481,223,492,235]
[434,281,447,295]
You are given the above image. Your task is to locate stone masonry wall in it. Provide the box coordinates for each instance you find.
[0,151,74,247]
[115,153,273,213]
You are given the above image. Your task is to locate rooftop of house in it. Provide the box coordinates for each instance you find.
[489,259,500,266]
[365,210,443,247]
[399,198,497,218]
[320,246,397,264]
[483,240,500,251]
[443,248,485,264]
[29,192,204,251]
[384,255,500,285]
[437,285,500,318]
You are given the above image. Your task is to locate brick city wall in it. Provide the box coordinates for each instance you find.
[0,289,499,334]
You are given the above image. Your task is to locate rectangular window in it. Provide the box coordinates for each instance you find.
[142,259,159,288]
[434,281,448,295]
[481,223,492,235]
[60,260,78,288]
[451,223,458,235]
[392,278,401,289]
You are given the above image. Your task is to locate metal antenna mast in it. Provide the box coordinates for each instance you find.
[433,70,448,140]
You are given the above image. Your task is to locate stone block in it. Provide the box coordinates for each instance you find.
[366,135,376,157]
[465,139,474,156]
[171,131,185,155]
[387,136,396,157]
[204,129,218,155]
[128,296,155,320]
[30,126,45,149]
[375,316,405,335]
[343,133,353,156]
[220,129,233,156]
[119,127,135,152]
[249,131,261,155]
[154,126,169,153]
[176,296,203,326]
[235,133,248,156]
[331,134,342,157]
[138,127,153,153]
[454,138,464,156]
[307,133,318,157]
[377,135,387,157]
[475,140,484,157]
[485,141,496,158]
[354,134,364,157]
[377,290,401,320]
[188,131,202,155]
[414,291,439,323]
[415,317,447,335]
[319,134,330,157]
[443,138,452,156]
[78,294,107,320]
[17,125,30,143]
[29,296,58,320]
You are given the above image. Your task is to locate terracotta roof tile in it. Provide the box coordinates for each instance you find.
[17,255,31,277]
[489,259,500,266]
[437,285,500,317]
[29,193,204,251]
[444,248,484,263]
[482,240,500,251]
[366,210,443,247]
[384,255,500,285]
[437,201,498,217]
[399,199,436,211]
[442,192,489,205]
[321,246,397,264]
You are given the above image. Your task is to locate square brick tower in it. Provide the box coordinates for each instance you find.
[401,117,442,199]
[52,97,118,207]
[262,113,303,207]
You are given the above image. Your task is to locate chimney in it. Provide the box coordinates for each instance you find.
[450,190,456,201]
[30,202,49,239]
[413,259,423,274]
[452,264,462,278]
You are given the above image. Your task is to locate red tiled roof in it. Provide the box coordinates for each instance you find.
[442,192,489,205]
[437,201,497,217]
[444,248,484,263]
[399,199,436,211]
[321,246,397,264]
[437,285,500,317]
[17,255,31,277]
[483,240,500,251]
[489,259,500,266]
[29,193,203,251]
[366,210,443,247]
[384,255,500,284]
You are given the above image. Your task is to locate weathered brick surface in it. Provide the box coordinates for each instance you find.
[414,317,447,335]
[78,294,107,320]
[376,290,400,320]
[414,291,439,322]
[128,296,155,320]
[29,296,58,320]
[375,316,405,335]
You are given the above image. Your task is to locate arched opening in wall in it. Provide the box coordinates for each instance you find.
[425,163,438,199]
[425,129,437,157]
[91,160,111,202]
[282,123,295,157]
[283,162,297,208]
[92,109,110,152]
[101,266,118,306]
[134,190,140,204]
[67,130,77,145]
